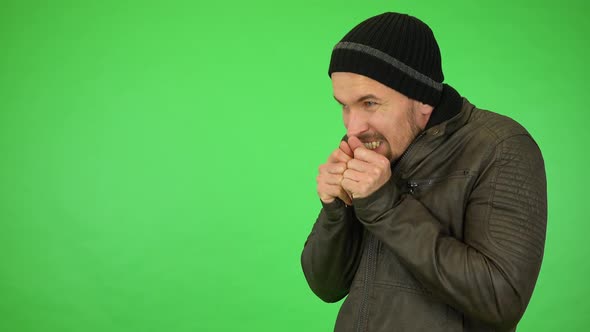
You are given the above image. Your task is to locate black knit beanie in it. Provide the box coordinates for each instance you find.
[329,12,444,106]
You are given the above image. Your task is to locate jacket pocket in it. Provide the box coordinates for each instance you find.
[406,169,477,195]
[404,169,477,240]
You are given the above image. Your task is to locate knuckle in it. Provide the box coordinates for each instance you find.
[374,167,382,177]
[331,150,340,159]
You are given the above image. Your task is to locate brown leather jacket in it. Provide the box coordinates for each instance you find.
[301,87,547,332]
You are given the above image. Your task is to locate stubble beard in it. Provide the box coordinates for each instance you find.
[385,105,423,162]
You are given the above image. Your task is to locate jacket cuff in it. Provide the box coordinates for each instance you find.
[320,199,350,222]
[353,178,402,223]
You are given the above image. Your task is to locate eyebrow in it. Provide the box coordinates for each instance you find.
[333,94,380,105]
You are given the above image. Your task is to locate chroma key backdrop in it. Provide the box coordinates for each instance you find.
[1,0,588,331]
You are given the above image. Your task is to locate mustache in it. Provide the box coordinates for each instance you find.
[343,133,386,142]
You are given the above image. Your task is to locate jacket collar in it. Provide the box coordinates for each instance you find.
[393,85,475,177]
[425,84,463,132]
[422,84,474,139]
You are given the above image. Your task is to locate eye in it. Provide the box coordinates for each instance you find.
[364,101,378,108]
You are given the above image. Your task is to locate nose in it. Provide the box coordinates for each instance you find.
[345,109,370,138]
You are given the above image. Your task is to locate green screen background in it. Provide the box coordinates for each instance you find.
[1,0,588,331]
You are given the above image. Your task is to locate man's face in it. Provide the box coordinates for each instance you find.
[332,72,425,161]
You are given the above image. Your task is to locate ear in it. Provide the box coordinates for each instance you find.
[413,100,435,130]
[414,100,434,116]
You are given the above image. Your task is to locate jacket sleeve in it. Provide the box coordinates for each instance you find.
[301,199,365,303]
[353,134,547,330]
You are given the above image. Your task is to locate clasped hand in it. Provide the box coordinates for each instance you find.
[317,136,391,205]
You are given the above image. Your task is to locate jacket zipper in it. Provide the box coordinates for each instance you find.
[396,133,426,195]
[355,234,377,332]
[354,132,427,332]
[393,131,426,175]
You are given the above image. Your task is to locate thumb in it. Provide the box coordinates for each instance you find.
[339,140,353,158]
[347,136,365,152]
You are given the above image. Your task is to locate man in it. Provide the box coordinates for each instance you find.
[301,12,547,332]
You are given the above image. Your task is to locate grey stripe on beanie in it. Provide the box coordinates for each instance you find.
[333,42,443,92]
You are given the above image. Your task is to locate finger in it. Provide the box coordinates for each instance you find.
[338,189,352,206]
[328,148,352,163]
[346,158,369,173]
[319,162,347,175]
[353,147,390,166]
[318,183,351,205]
[319,195,336,204]
[341,178,359,197]
[347,136,366,153]
[343,168,363,182]
[339,140,353,159]
[328,162,347,174]
[317,173,345,186]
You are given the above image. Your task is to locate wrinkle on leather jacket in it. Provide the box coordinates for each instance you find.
[301,86,547,332]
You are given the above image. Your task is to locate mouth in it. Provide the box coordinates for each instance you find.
[363,141,381,150]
